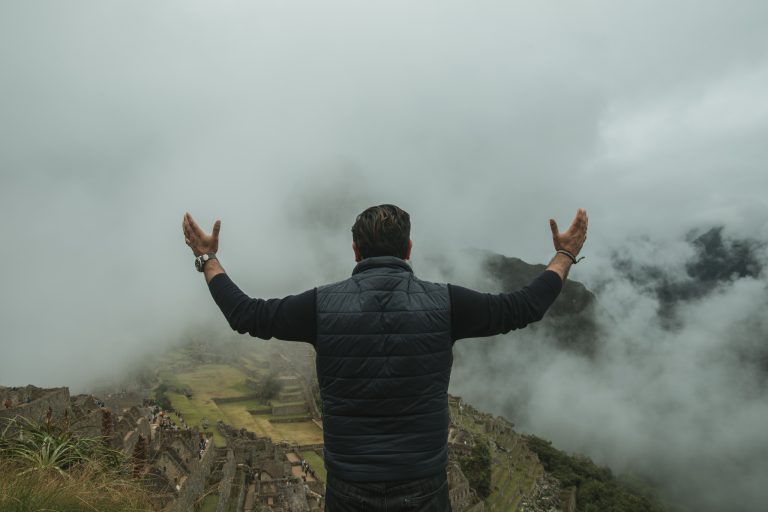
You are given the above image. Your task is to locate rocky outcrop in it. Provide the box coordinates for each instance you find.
[483,253,601,355]
[0,385,70,422]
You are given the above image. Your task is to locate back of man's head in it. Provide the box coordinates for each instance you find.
[351,204,411,260]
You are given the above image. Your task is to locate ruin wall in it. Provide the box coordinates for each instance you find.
[170,433,217,512]
[0,386,70,422]
[215,449,237,512]
[272,403,308,416]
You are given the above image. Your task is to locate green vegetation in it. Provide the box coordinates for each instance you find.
[254,371,284,401]
[484,437,541,511]
[195,493,219,512]
[0,416,152,512]
[154,382,173,410]
[447,400,543,511]
[1,415,125,475]
[153,349,323,447]
[526,436,669,512]
[457,440,492,499]
[300,450,327,481]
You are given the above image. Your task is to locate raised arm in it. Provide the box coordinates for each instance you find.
[182,212,315,343]
[451,210,588,341]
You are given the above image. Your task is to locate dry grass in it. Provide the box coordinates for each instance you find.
[0,462,153,512]
[0,415,154,512]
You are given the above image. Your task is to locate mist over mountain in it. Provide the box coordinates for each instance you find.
[447,227,768,512]
[612,227,765,315]
[484,253,601,355]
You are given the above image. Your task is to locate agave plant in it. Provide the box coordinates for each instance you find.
[0,415,126,475]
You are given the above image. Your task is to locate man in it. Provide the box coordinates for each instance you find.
[183,205,588,511]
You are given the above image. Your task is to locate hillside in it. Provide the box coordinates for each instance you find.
[145,334,672,511]
[1,372,673,512]
[1,255,678,511]
[482,253,602,356]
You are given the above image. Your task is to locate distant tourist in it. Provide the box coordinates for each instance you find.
[183,205,587,511]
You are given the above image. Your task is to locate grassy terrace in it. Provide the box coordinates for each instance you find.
[448,400,543,511]
[486,435,542,511]
[156,354,322,447]
[300,450,327,482]
[195,493,219,512]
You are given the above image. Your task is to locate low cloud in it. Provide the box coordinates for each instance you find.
[449,229,768,512]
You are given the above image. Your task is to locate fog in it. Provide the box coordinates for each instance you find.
[449,229,768,511]
[1,1,767,510]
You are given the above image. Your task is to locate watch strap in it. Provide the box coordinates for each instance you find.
[195,253,217,272]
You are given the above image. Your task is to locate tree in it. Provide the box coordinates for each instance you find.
[256,372,283,402]
[458,439,492,498]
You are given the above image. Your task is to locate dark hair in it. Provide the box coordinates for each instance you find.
[351,204,411,259]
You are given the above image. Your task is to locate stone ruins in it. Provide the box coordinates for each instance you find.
[1,383,572,511]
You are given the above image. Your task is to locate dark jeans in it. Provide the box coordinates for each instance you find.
[325,471,452,512]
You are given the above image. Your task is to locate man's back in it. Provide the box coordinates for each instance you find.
[317,256,452,482]
[183,204,588,511]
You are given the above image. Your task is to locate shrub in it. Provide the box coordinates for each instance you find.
[255,371,283,402]
[458,439,492,498]
[525,435,667,512]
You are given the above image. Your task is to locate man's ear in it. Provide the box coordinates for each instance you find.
[353,242,362,262]
[405,239,413,260]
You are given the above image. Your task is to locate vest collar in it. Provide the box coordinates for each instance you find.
[352,256,413,275]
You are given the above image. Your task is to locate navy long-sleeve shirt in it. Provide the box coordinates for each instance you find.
[208,269,562,343]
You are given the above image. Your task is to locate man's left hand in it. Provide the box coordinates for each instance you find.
[549,208,588,256]
[183,212,221,257]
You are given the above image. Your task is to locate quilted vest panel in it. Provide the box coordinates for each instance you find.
[316,256,452,482]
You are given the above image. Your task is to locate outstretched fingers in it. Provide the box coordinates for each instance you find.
[185,212,206,237]
[567,209,580,232]
[569,209,589,236]
[182,215,194,244]
[212,219,221,240]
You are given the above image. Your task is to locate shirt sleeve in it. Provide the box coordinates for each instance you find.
[449,270,563,341]
[207,273,316,344]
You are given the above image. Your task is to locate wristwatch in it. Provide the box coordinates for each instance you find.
[195,253,217,272]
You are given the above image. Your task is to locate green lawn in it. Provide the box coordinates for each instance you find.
[175,364,250,397]
[195,493,219,512]
[155,353,322,447]
[166,391,227,446]
[300,450,327,482]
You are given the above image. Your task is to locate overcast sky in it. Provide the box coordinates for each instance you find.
[1,1,767,509]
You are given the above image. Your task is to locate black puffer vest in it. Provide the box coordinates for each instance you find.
[316,256,452,482]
